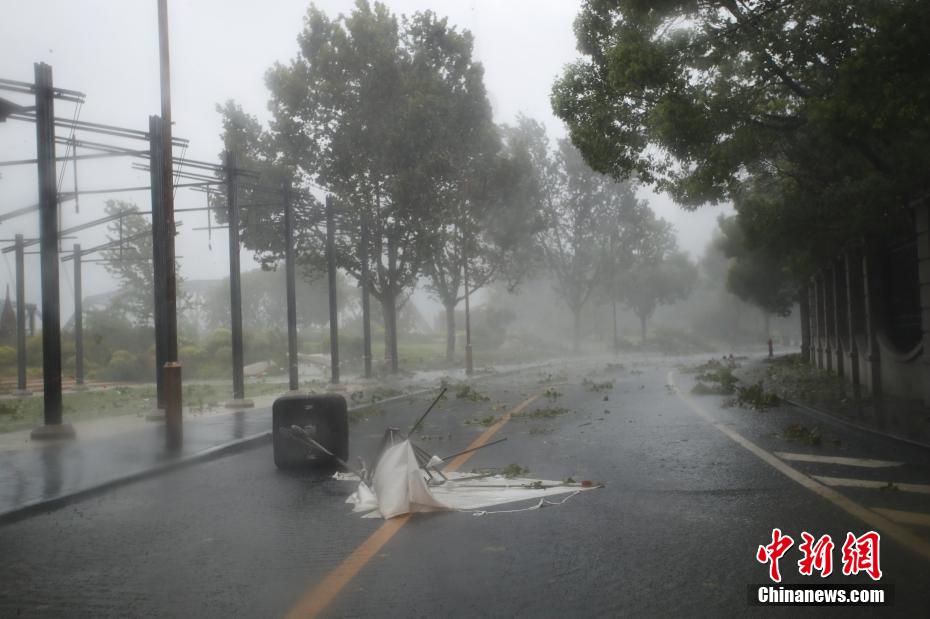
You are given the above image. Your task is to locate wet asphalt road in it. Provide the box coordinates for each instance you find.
[2,355,930,617]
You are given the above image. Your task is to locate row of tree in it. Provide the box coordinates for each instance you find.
[552,0,930,318]
[207,0,697,367]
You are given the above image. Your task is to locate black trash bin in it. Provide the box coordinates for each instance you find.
[272,394,348,469]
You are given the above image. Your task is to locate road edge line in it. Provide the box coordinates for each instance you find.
[667,370,930,564]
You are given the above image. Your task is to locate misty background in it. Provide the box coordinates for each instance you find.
[0,0,729,331]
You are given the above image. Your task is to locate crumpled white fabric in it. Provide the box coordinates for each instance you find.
[367,440,451,519]
[340,439,601,519]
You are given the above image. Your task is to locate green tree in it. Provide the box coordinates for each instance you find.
[535,133,641,351]
[99,200,193,328]
[201,267,357,331]
[222,1,495,373]
[715,214,795,336]
[618,210,697,342]
[424,119,545,361]
[552,1,930,278]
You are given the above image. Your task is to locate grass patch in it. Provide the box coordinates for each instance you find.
[528,426,553,436]
[543,387,562,400]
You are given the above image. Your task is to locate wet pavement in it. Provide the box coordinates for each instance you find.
[1,354,930,617]
[0,404,276,520]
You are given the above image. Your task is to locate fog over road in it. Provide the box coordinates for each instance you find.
[2,355,929,617]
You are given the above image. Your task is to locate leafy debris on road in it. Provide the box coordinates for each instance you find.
[515,406,571,420]
[501,463,530,478]
[782,423,822,446]
[465,414,500,427]
[454,383,490,402]
[582,378,614,392]
[733,381,779,411]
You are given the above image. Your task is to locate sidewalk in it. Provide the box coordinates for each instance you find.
[0,358,561,525]
[0,399,278,525]
[737,354,930,451]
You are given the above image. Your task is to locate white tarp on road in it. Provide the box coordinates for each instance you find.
[340,440,599,519]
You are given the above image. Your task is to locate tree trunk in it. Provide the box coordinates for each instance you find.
[445,301,456,362]
[611,299,619,353]
[639,314,647,344]
[763,311,771,339]
[572,308,581,352]
[381,292,398,374]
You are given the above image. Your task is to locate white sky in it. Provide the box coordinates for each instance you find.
[0,0,728,321]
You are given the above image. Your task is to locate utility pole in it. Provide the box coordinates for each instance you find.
[32,62,71,439]
[157,0,178,370]
[283,180,299,392]
[149,115,168,411]
[225,151,249,406]
[360,208,372,379]
[72,244,84,387]
[14,234,29,396]
[326,195,339,385]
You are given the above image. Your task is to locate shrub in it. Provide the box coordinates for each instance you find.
[205,329,232,355]
[213,345,232,364]
[102,350,148,382]
[0,345,15,367]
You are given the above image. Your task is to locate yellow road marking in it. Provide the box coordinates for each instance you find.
[667,370,930,563]
[872,508,930,528]
[285,392,541,619]
[813,475,930,495]
[774,452,903,469]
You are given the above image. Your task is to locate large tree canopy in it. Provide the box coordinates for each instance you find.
[219,1,498,372]
[552,0,930,274]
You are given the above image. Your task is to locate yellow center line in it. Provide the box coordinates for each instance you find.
[285,392,541,619]
[667,370,930,564]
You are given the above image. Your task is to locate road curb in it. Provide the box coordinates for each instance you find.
[0,431,274,527]
[0,389,432,528]
[781,396,930,453]
[0,361,557,527]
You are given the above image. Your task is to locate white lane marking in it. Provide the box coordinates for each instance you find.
[667,370,930,563]
[812,476,930,495]
[872,508,930,528]
[774,452,904,469]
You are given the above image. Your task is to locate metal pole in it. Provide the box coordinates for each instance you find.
[360,208,372,379]
[283,180,299,391]
[149,115,167,410]
[14,234,28,394]
[163,361,182,451]
[226,151,246,402]
[34,62,67,435]
[326,195,339,385]
[158,0,180,414]
[463,233,473,376]
[73,244,84,386]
